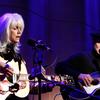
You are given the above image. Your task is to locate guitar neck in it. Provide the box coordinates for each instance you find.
[0,73,74,87]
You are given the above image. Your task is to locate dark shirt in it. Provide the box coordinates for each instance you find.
[55,49,100,81]
[55,50,100,100]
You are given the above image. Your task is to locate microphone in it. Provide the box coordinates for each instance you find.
[27,39,51,51]
[27,39,36,47]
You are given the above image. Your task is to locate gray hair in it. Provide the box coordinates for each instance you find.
[0,13,24,53]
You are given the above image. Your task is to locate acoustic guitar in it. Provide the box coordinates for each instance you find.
[0,56,30,100]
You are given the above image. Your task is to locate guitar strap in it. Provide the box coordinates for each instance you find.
[14,53,22,71]
[18,58,21,71]
[96,59,100,71]
[92,49,100,71]
[92,58,100,72]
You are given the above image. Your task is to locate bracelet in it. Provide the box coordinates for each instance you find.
[4,64,9,69]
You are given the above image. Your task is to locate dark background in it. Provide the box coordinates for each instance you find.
[0,0,100,74]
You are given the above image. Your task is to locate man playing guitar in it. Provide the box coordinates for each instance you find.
[55,32,100,100]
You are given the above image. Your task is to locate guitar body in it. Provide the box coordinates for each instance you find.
[0,56,30,100]
[79,71,100,95]
[83,84,100,95]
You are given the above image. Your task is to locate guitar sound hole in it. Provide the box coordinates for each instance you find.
[7,76,13,83]
[91,79,99,85]
[7,75,19,83]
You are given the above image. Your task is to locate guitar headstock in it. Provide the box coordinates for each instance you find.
[60,75,75,86]
[44,74,75,87]
[30,74,75,94]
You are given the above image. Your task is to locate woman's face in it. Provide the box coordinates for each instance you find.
[94,43,100,54]
[9,23,22,43]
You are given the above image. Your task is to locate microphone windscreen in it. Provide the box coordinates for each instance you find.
[27,39,36,47]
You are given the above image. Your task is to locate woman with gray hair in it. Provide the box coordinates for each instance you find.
[0,13,29,100]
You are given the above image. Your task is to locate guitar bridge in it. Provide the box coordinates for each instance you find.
[9,83,19,92]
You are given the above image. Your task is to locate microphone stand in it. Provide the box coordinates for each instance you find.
[28,39,51,100]
[32,47,44,100]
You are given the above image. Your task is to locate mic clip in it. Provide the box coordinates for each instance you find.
[27,39,51,51]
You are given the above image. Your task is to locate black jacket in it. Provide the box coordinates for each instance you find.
[55,49,100,81]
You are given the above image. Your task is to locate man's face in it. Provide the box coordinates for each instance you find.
[94,43,100,54]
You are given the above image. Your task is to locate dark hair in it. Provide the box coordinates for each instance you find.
[91,32,100,43]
